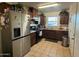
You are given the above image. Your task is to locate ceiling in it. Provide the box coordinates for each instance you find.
[7,2,72,13]
[22,2,72,13]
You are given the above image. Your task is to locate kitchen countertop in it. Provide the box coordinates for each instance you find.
[30,31,36,33]
[43,28,68,31]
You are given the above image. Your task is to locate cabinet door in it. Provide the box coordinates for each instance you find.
[48,30,56,39]
[60,16,69,24]
[30,33,36,46]
[40,16,45,26]
[42,30,57,39]
[56,31,62,41]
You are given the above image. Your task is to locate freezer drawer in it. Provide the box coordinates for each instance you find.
[22,36,31,56]
[12,35,31,57]
[12,38,22,57]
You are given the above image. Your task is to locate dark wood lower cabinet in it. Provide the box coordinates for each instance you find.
[30,30,68,46]
[30,32,36,46]
[42,30,68,41]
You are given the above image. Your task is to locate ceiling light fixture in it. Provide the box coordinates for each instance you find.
[38,3,60,9]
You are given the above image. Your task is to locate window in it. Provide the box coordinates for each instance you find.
[48,17,58,26]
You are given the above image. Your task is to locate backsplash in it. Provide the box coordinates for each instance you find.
[46,24,68,31]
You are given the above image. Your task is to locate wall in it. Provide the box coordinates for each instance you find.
[44,11,60,16]
[69,3,79,56]
[68,3,77,56]
[74,3,79,56]
[44,11,60,29]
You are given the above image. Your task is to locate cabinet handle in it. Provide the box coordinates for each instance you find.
[72,38,74,40]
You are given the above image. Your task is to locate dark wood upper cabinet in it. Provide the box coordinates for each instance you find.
[40,14,46,27]
[28,7,38,18]
[59,10,69,25]
[0,3,11,14]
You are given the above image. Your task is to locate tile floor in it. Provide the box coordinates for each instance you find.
[24,38,71,57]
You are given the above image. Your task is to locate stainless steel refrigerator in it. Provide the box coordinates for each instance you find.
[0,9,31,57]
[10,10,31,57]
